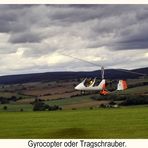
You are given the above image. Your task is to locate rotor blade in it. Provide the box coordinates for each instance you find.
[60,53,103,67]
[114,68,147,76]
[60,53,147,76]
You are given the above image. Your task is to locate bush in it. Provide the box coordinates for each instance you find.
[33,102,49,111]
[120,95,148,106]
[20,108,24,112]
[89,107,93,110]
[33,100,62,111]
[72,108,76,110]
[48,105,62,111]
[0,97,9,104]
[10,96,17,101]
[91,94,131,101]
[3,106,7,110]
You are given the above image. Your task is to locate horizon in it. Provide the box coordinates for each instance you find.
[0,66,147,77]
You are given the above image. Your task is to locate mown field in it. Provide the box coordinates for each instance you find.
[0,106,148,138]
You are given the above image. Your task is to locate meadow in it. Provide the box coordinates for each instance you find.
[0,106,148,139]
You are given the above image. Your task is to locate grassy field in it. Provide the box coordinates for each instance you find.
[0,106,148,138]
[0,104,33,112]
[117,85,148,95]
[0,94,109,111]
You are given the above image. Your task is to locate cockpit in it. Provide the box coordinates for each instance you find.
[83,78,96,87]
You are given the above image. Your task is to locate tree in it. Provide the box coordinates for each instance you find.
[33,101,49,111]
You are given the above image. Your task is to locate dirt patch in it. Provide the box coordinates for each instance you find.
[64,100,109,109]
[50,128,89,138]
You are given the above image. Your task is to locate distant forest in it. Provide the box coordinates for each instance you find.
[0,67,147,84]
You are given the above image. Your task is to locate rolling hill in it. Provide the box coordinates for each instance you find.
[0,67,147,84]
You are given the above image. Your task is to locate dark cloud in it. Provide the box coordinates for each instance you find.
[9,31,42,43]
[0,4,148,49]
[0,4,148,75]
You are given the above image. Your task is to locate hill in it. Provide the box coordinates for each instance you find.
[0,67,147,84]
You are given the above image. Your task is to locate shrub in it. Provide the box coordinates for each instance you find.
[3,106,7,110]
[89,107,93,110]
[10,96,17,101]
[72,108,76,110]
[20,108,24,112]
[33,102,49,111]
[0,97,9,104]
[120,95,148,106]
[48,105,62,111]
[33,100,62,111]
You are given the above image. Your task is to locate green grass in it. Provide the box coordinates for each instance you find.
[0,95,94,112]
[0,107,148,138]
[0,104,32,112]
[116,85,148,95]
[45,95,94,106]
[127,78,148,84]
[0,91,31,99]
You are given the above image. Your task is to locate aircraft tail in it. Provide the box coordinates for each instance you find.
[117,80,127,90]
[98,79,106,89]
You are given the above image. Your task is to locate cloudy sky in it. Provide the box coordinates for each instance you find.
[0,4,148,76]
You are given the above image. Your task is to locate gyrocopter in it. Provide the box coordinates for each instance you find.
[74,66,127,95]
[61,53,146,96]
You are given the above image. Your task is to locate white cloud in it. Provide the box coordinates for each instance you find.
[145,52,148,57]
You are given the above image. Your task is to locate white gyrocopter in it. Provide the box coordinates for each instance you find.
[75,66,127,95]
[61,54,146,96]
[74,66,127,95]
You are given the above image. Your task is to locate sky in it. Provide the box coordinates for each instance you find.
[0,4,148,76]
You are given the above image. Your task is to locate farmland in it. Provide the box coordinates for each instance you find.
[0,76,148,138]
[0,78,148,111]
